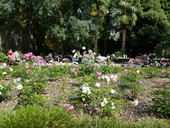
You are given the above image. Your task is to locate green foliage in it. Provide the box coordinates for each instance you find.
[0,81,11,102]
[0,105,76,128]
[141,67,162,78]
[119,69,144,99]
[152,84,170,118]
[0,105,169,128]
[0,52,9,63]
[130,0,170,55]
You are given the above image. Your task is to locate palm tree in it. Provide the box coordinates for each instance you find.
[90,0,111,50]
[112,0,142,50]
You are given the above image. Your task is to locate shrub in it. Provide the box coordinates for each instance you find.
[0,80,11,102]
[0,105,76,128]
[152,84,170,118]
[0,52,9,63]
[118,68,144,99]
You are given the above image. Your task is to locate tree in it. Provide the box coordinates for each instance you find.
[129,0,169,55]
[160,0,170,21]
[90,0,111,50]
[112,0,142,50]
[0,0,90,54]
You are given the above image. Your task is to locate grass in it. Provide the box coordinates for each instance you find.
[0,104,169,128]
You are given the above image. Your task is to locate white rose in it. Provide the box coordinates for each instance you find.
[136,70,140,74]
[17,84,23,90]
[110,89,116,94]
[9,68,13,71]
[101,102,105,107]
[0,85,3,90]
[103,98,108,104]
[3,63,7,67]
[95,83,100,87]
[2,72,7,75]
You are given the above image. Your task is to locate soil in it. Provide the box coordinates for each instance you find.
[0,75,169,122]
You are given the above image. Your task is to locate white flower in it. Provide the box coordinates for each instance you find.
[82,47,86,50]
[72,50,76,53]
[95,83,100,87]
[25,66,29,68]
[110,89,116,94]
[2,72,7,75]
[111,102,115,109]
[132,99,139,106]
[3,63,7,67]
[13,79,17,83]
[25,79,30,83]
[101,102,105,107]
[101,98,108,107]
[110,75,118,82]
[136,70,140,74]
[82,86,91,95]
[101,75,105,80]
[105,75,110,82]
[9,67,13,71]
[103,98,108,104]
[107,56,110,59]
[0,66,4,69]
[0,92,2,95]
[16,78,21,82]
[111,105,115,109]
[0,85,3,89]
[17,84,23,90]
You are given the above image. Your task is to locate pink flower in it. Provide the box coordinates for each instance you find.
[114,84,118,87]
[129,59,134,63]
[9,56,15,62]
[0,82,1,84]
[67,106,74,112]
[80,78,83,81]
[2,80,6,82]
[88,50,93,54]
[96,72,102,76]
[72,68,78,72]
[72,68,76,72]
[137,59,141,63]
[124,69,128,72]
[31,55,36,59]
[64,104,71,107]
[75,68,78,71]
[139,81,143,84]
[27,69,31,73]
[28,52,33,57]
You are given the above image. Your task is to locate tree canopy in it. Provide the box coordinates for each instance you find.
[0,0,169,57]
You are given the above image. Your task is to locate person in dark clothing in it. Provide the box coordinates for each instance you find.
[149,53,156,60]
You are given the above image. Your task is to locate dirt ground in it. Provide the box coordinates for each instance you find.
[0,76,169,122]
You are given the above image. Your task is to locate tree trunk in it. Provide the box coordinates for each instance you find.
[94,15,99,50]
[122,7,127,50]
[122,29,126,49]
[104,39,107,55]
[33,31,45,55]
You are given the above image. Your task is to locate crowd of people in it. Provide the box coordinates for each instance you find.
[5,48,169,68]
[6,49,20,61]
[44,49,95,64]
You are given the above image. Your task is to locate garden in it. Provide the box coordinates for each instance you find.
[0,52,169,128]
